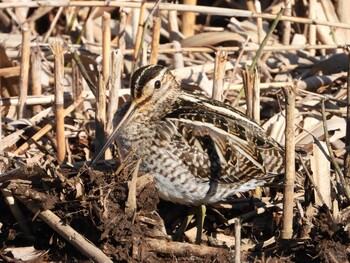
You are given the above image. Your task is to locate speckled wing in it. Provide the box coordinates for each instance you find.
[163,92,285,184]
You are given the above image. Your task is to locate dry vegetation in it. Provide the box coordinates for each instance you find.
[0,0,350,262]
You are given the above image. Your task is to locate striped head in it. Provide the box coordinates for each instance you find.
[130,65,179,107]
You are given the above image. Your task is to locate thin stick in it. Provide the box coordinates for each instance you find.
[43,6,64,42]
[281,85,296,240]
[150,8,161,64]
[212,50,227,101]
[252,67,260,124]
[321,100,350,201]
[51,39,66,163]
[14,96,86,155]
[17,26,30,119]
[71,59,83,112]
[16,196,113,263]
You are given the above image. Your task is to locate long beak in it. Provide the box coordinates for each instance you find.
[90,101,138,167]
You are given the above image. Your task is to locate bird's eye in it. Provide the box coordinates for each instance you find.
[154,80,161,89]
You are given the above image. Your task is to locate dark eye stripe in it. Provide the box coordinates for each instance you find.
[131,65,164,99]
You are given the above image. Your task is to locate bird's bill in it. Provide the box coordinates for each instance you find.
[90,101,138,167]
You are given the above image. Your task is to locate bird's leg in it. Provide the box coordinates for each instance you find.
[175,206,196,241]
[195,204,206,244]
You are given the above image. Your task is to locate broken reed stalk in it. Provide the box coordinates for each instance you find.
[14,96,86,154]
[15,196,113,263]
[345,46,350,182]
[95,74,107,156]
[4,1,350,30]
[168,9,184,69]
[132,0,146,71]
[43,6,64,42]
[150,8,161,64]
[309,0,317,56]
[181,0,196,37]
[212,50,227,101]
[234,218,241,263]
[30,46,42,115]
[321,100,350,201]
[125,159,141,220]
[72,60,83,112]
[281,85,296,240]
[254,0,263,44]
[252,68,260,124]
[51,39,66,163]
[282,0,291,45]
[17,26,30,119]
[102,12,111,85]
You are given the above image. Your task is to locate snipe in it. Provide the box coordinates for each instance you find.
[91,65,284,206]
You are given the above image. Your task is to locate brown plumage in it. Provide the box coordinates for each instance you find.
[92,65,285,206]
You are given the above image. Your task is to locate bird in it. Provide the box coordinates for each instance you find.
[91,64,285,207]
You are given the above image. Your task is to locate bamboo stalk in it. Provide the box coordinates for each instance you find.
[181,0,196,37]
[30,46,42,115]
[150,8,161,64]
[51,39,66,163]
[281,85,296,240]
[212,51,227,101]
[102,12,111,84]
[17,26,30,119]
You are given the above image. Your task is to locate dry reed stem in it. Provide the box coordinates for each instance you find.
[168,10,184,68]
[212,51,227,101]
[14,96,86,154]
[252,68,260,124]
[106,50,123,136]
[242,67,253,118]
[254,0,263,44]
[234,218,241,263]
[3,2,350,30]
[281,85,296,240]
[321,100,350,201]
[181,0,196,37]
[133,0,146,70]
[282,0,291,45]
[95,74,107,156]
[309,0,317,56]
[71,60,83,112]
[126,159,141,220]
[345,47,350,179]
[150,9,161,64]
[0,66,20,77]
[51,39,66,163]
[43,6,64,42]
[17,26,30,119]
[102,12,111,85]
[16,196,113,263]
[30,46,42,114]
